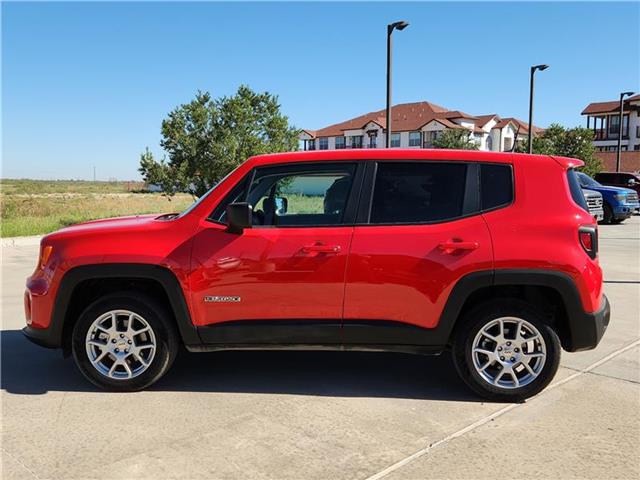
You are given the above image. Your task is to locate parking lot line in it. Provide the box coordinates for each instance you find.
[365,338,640,480]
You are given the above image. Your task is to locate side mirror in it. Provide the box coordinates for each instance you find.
[275,197,288,215]
[628,179,638,186]
[226,202,252,234]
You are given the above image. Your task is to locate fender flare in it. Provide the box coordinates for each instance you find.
[437,269,595,352]
[50,263,201,350]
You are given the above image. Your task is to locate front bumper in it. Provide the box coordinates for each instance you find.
[565,294,610,352]
[613,202,640,219]
[23,325,61,349]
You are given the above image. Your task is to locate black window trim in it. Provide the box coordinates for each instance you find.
[207,161,365,228]
[357,160,480,226]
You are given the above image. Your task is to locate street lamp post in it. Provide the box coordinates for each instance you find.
[527,64,549,154]
[616,91,635,172]
[386,21,409,148]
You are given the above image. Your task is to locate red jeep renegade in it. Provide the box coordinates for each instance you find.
[24,150,610,401]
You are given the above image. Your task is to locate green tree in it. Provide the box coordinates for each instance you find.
[140,86,300,197]
[431,129,479,150]
[516,124,601,177]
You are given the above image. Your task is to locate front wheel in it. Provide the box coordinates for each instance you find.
[601,203,613,224]
[72,293,179,391]
[452,300,561,402]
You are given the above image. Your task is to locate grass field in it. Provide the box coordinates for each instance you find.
[1,179,194,237]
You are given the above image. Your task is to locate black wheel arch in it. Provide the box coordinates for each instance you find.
[50,264,200,355]
[438,269,602,352]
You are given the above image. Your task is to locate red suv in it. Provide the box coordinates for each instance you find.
[24,150,610,401]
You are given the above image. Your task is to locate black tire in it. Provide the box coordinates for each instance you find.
[72,293,179,391]
[610,217,625,224]
[601,203,613,224]
[452,299,561,402]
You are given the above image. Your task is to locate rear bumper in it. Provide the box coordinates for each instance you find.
[565,294,610,352]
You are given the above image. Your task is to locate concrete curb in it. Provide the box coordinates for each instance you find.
[1,236,42,247]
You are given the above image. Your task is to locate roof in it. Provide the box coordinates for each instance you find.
[581,94,640,115]
[475,114,500,128]
[494,117,544,136]
[305,101,538,138]
[248,149,519,167]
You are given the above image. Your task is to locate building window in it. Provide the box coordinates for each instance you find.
[634,145,640,151]
[409,131,422,147]
[308,139,316,151]
[349,135,363,148]
[423,131,440,148]
[636,126,640,138]
[474,133,482,146]
[335,136,346,149]
[319,138,329,150]
[390,133,401,148]
[503,138,513,151]
[609,115,620,135]
[486,136,493,151]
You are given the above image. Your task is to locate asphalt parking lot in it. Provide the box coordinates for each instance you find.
[2,217,639,480]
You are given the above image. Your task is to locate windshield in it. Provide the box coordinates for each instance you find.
[577,172,601,189]
[178,171,235,218]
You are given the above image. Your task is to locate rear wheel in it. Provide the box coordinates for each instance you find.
[72,293,178,391]
[453,300,561,402]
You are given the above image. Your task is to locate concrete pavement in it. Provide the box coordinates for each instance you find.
[2,218,639,479]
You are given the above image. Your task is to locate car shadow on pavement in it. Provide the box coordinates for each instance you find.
[1,329,480,402]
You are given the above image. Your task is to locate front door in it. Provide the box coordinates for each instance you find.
[343,161,493,345]
[190,161,362,345]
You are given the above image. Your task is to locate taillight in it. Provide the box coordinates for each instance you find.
[579,225,598,259]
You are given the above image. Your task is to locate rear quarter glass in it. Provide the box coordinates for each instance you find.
[567,169,589,212]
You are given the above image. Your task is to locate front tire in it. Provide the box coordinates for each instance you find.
[72,293,179,391]
[601,203,613,224]
[452,300,561,402]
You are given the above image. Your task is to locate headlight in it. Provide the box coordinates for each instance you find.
[614,193,626,202]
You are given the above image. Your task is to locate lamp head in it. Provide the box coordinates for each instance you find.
[621,91,635,98]
[390,21,409,31]
[534,64,549,71]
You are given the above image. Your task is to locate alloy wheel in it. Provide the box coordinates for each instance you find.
[471,316,546,389]
[85,310,157,380]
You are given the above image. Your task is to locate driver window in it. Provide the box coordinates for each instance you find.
[248,164,356,227]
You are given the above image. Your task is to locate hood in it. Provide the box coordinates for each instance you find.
[592,185,637,195]
[43,213,175,242]
[582,189,601,198]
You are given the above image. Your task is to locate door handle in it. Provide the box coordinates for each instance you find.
[438,241,479,253]
[302,244,341,254]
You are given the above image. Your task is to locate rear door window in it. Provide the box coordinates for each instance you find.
[369,162,467,224]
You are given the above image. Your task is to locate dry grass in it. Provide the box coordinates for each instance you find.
[1,179,194,237]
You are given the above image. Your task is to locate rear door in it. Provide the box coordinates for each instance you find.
[342,160,495,345]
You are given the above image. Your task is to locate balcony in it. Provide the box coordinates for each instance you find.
[594,130,629,141]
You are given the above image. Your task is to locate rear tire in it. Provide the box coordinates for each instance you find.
[72,293,179,391]
[452,299,561,402]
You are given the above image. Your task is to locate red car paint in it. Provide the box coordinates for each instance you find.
[25,149,603,343]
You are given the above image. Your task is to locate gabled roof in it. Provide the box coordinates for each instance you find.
[475,114,500,128]
[304,101,540,138]
[307,101,475,138]
[581,94,640,115]
[493,117,543,136]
